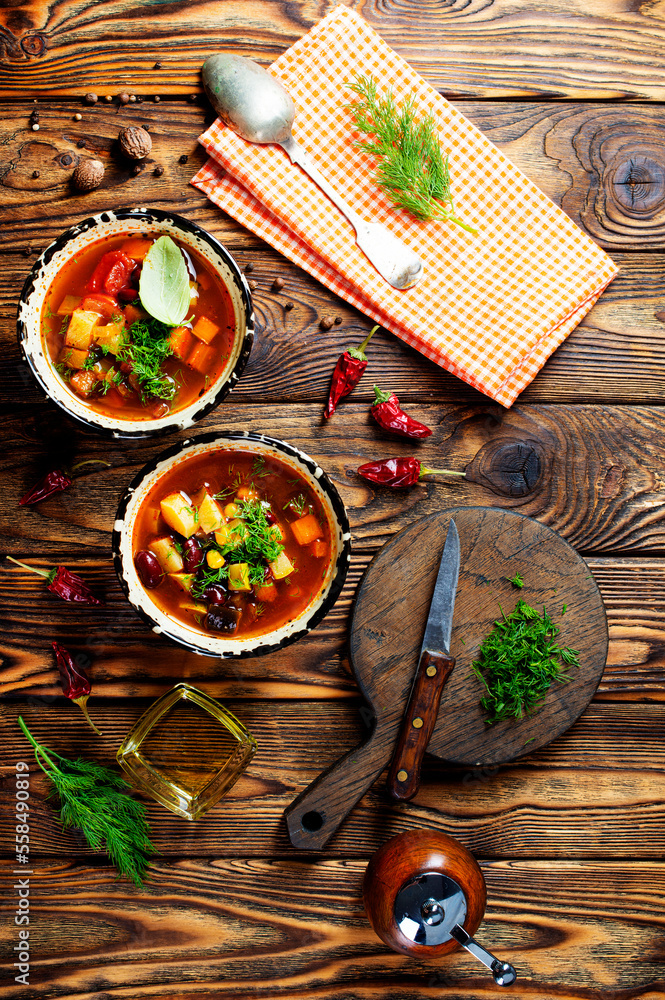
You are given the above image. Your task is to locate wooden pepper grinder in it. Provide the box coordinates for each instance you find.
[363,829,516,987]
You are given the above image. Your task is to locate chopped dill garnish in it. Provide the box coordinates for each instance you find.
[251,456,268,478]
[507,572,524,589]
[283,493,308,517]
[471,599,579,725]
[347,74,476,234]
[120,317,175,400]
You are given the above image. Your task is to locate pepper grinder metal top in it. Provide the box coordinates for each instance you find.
[363,829,516,987]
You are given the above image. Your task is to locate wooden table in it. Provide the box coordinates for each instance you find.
[2,2,665,997]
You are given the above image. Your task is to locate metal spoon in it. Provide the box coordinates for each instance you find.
[202,53,424,290]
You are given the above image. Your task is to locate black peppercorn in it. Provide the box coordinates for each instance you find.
[244,262,254,273]
[187,94,199,104]
[130,163,142,177]
[285,301,294,311]
[334,316,343,324]
[77,139,86,148]
[154,61,162,69]
[32,170,40,179]
[179,154,189,164]
[153,165,164,177]
[153,95,161,103]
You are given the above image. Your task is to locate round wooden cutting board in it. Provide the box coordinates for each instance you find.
[350,506,608,767]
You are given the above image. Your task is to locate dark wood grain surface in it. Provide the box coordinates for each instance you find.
[3,1,665,997]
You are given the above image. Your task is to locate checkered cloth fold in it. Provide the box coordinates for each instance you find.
[192,5,617,406]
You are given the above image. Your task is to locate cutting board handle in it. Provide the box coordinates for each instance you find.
[285,725,390,850]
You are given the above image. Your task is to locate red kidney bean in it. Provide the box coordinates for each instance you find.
[265,509,277,525]
[117,286,139,302]
[203,583,228,605]
[134,550,163,589]
[205,606,241,633]
[150,401,170,419]
[182,537,204,574]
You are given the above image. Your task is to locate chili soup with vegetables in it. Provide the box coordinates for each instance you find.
[132,449,334,640]
[41,233,235,421]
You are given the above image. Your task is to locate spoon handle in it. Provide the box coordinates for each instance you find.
[279,136,423,290]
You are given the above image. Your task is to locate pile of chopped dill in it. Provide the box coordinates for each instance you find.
[471,600,579,725]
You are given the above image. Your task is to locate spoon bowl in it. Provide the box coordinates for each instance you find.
[202,53,424,290]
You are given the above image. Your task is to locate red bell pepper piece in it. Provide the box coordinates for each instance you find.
[87,251,135,296]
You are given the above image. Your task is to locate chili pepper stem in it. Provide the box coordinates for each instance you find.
[6,555,50,578]
[73,695,103,735]
[71,460,112,473]
[420,467,467,477]
[358,324,379,353]
[17,716,60,774]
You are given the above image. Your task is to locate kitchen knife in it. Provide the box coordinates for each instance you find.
[387,518,460,801]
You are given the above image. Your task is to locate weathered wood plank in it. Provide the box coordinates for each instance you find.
[2,403,665,555]
[2,701,665,858]
[0,552,663,701]
[4,0,665,101]
[0,858,663,999]
[3,100,665,251]
[3,247,665,407]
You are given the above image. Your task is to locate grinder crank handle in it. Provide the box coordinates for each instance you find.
[387,650,456,801]
[284,721,393,850]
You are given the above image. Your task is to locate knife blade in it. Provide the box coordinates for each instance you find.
[387,518,460,801]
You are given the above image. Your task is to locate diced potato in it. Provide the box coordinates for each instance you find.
[57,294,82,316]
[270,523,285,542]
[215,518,249,551]
[94,320,127,356]
[206,550,225,569]
[228,563,251,591]
[255,581,277,602]
[169,572,196,593]
[120,237,154,260]
[61,346,90,370]
[169,325,195,362]
[65,309,101,349]
[310,538,328,559]
[191,315,220,345]
[149,536,184,573]
[268,550,294,580]
[179,600,208,614]
[187,340,217,374]
[160,491,198,538]
[69,369,97,398]
[291,513,323,546]
[197,492,225,534]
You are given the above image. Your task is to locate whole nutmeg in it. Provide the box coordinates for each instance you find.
[72,158,105,191]
[118,125,152,160]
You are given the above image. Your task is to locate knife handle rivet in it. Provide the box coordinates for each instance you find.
[412,718,424,729]
[397,770,408,782]
[426,665,437,677]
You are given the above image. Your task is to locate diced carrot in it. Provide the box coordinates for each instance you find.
[169,325,195,361]
[310,539,328,559]
[56,294,82,315]
[255,582,277,603]
[235,485,258,501]
[123,303,146,326]
[187,340,217,374]
[191,315,220,344]
[69,370,97,397]
[119,238,154,260]
[291,513,323,546]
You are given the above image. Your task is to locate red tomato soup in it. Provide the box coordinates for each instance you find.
[132,450,333,639]
[41,233,235,421]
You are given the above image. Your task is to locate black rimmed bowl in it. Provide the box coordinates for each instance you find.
[17,208,254,439]
[112,431,352,658]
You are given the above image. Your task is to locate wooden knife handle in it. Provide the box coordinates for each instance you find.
[387,651,456,802]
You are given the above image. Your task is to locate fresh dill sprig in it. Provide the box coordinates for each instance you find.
[507,572,524,588]
[121,317,175,400]
[347,74,476,234]
[471,600,579,725]
[18,717,155,886]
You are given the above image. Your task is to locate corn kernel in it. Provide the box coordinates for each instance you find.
[206,550,225,569]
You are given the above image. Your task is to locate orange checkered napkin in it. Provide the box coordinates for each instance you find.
[192,5,618,407]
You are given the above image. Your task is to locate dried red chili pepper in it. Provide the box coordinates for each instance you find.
[20,469,73,506]
[358,457,466,488]
[324,325,379,418]
[52,641,101,734]
[6,556,104,605]
[371,386,432,439]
